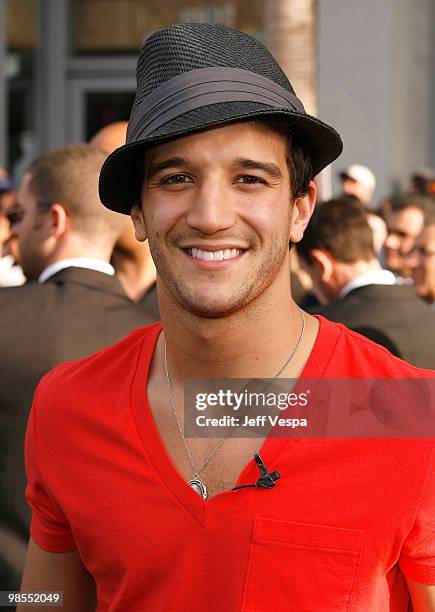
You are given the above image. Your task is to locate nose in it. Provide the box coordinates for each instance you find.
[405,249,420,270]
[186,180,237,235]
[385,232,400,251]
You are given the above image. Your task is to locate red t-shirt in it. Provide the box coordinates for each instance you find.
[25,317,435,611]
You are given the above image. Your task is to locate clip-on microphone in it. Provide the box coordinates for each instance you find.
[232,453,280,491]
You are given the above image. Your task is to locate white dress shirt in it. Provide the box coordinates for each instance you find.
[38,257,115,284]
[338,269,397,300]
[0,255,26,287]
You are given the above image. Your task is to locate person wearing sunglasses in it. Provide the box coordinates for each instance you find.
[0,169,25,287]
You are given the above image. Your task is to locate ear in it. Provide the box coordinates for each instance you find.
[309,248,335,282]
[130,204,147,242]
[289,180,317,244]
[49,203,68,239]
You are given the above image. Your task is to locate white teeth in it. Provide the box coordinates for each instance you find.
[188,248,242,261]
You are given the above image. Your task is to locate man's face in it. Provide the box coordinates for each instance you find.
[13,174,52,281]
[0,190,20,260]
[408,224,435,303]
[0,192,13,250]
[384,207,424,276]
[132,122,310,317]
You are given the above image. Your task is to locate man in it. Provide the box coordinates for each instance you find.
[19,25,434,611]
[90,122,159,318]
[339,163,376,208]
[408,222,435,308]
[0,168,25,287]
[384,194,431,278]
[297,198,435,368]
[0,144,152,591]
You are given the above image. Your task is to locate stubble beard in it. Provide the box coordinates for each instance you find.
[148,231,289,318]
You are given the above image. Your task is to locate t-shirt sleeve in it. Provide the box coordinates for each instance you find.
[25,374,77,553]
[399,444,435,584]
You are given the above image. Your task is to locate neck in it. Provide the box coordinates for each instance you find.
[335,258,381,295]
[112,245,156,301]
[47,236,112,267]
[160,266,316,382]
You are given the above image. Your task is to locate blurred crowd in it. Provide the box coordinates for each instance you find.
[0,122,159,592]
[0,121,434,590]
[294,162,435,368]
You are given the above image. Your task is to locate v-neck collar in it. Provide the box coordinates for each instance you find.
[130,316,341,527]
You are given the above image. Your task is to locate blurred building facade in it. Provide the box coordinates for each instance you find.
[0,0,434,201]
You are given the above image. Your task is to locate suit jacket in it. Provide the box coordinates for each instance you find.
[138,281,160,320]
[312,284,435,369]
[0,267,153,588]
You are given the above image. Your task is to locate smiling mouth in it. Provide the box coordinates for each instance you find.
[185,247,244,261]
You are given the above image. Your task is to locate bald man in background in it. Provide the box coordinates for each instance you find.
[90,122,159,318]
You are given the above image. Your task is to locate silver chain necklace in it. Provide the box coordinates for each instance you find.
[163,308,305,500]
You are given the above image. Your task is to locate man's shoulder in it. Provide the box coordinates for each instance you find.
[0,281,46,299]
[0,283,53,326]
[317,283,427,314]
[318,315,434,378]
[35,322,161,405]
[0,277,95,306]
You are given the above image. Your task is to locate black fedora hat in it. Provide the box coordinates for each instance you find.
[99,23,343,215]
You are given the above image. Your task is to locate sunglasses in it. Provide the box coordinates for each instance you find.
[3,201,53,226]
[4,207,25,225]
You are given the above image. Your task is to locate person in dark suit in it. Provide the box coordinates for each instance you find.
[0,144,152,591]
[297,198,435,369]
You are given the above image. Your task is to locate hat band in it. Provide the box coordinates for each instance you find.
[127,67,305,142]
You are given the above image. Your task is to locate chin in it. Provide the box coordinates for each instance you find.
[169,278,264,318]
[176,292,250,318]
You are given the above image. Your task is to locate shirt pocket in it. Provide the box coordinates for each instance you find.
[242,517,364,612]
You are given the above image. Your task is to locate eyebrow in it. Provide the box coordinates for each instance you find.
[232,158,283,178]
[145,156,283,180]
[145,156,188,180]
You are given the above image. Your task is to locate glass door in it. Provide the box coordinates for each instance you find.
[67,77,136,143]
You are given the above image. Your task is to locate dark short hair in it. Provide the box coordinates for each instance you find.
[252,119,314,199]
[26,144,125,243]
[297,196,374,264]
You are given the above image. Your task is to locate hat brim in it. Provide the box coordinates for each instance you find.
[99,103,343,215]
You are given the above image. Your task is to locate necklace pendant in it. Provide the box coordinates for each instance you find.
[188,477,208,500]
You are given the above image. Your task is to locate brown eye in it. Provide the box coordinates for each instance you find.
[161,174,193,185]
[235,175,264,185]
